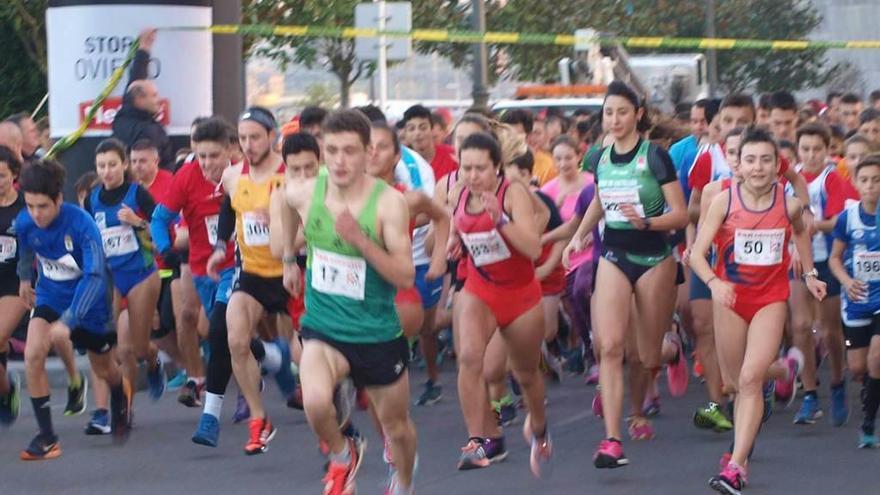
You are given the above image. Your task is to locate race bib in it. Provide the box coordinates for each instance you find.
[854,250,880,282]
[734,228,785,266]
[600,188,644,223]
[205,215,219,246]
[39,254,82,281]
[460,229,511,267]
[0,235,16,262]
[242,211,270,247]
[310,248,366,300]
[101,225,139,257]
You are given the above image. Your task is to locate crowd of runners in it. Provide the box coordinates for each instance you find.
[3,30,880,495]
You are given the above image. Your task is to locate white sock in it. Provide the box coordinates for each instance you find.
[204,392,224,419]
[328,441,351,464]
[261,341,283,373]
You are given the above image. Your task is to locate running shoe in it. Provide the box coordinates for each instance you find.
[593,438,628,469]
[111,379,133,443]
[457,438,490,470]
[20,433,61,461]
[286,387,304,410]
[709,461,748,495]
[384,455,417,495]
[147,358,166,401]
[858,429,877,449]
[627,416,655,441]
[665,332,689,397]
[177,380,203,408]
[323,436,365,495]
[642,394,661,417]
[415,380,443,406]
[494,398,517,427]
[762,381,775,423]
[774,348,803,408]
[693,353,704,379]
[84,409,111,435]
[192,413,220,447]
[335,379,355,428]
[244,416,276,455]
[166,370,187,391]
[64,371,88,416]
[523,416,553,479]
[383,434,393,466]
[694,402,733,432]
[232,393,250,423]
[830,380,849,427]
[585,363,600,385]
[592,389,603,418]
[793,394,823,425]
[483,436,508,463]
[0,371,21,426]
[542,344,564,383]
[272,338,297,397]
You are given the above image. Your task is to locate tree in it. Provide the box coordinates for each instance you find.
[0,1,48,117]
[243,0,472,107]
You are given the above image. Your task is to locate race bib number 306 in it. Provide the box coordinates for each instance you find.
[243,211,270,246]
[600,188,644,223]
[311,248,367,300]
[734,228,784,266]
[854,250,880,282]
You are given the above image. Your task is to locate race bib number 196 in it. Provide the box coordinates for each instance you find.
[311,248,367,300]
[854,250,880,282]
[734,228,784,266]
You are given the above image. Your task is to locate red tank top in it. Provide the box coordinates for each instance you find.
[714,183,791,301]
[453,179,535,287]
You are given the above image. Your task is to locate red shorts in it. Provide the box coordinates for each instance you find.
[730,289,789,324]
[464,275,542,328]
[395,286,422,305]
[287,293,305,330]
[540,266,566,296]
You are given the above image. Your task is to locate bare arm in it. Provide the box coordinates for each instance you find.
[407,190,450,279]
[690,191,728,286]
[688,187,703,225]
[500,182,541,260]
[787,197,816,273]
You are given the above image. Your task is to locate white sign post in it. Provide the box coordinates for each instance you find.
[355,2,412,112]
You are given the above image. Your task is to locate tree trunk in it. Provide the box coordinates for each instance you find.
[337,72,351,109]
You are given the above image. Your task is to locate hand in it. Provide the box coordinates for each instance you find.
[806,276,828,302]
[446,231,462,261]
[117,206,142,227]
[562,241,577,270]
[19,281,34,309]
[619,203,645,230]
[283,263,302,297]
[535,264,550,281]
[843,277,868,302]
[681,246,692,268]
[206,248,225,281]
[425,259,445,281]
[335,209,366,248]
[139,28,158,51]
[708,278,736,308]
[480,191,502,224]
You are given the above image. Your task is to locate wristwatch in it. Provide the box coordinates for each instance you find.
[802,268,818,280]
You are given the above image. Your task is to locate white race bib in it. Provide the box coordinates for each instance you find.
[460,229,512,267]
[0,236,16,262]
[600,188,644,223]
[854,250,880,282]
[242,211,270,247]
[734,228,785,266]
[205,215,219,246]
[39,254,82,281]
[310,248,367,300]
[100,225,139,257]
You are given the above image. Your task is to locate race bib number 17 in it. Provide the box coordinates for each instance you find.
[310,248,367,300]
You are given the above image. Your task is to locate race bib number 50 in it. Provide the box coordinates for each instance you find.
[734,228,784,266]
[311,248,367,300]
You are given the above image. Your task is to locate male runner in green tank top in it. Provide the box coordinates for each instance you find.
[281,109,417,495]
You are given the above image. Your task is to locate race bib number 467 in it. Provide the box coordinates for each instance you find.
[311,248,367,300]
[734,228,784,266]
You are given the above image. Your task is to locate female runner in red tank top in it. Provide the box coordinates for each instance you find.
[691,127,826,495]
[447,132,552,478]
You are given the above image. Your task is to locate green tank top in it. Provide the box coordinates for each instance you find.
[300,174,401,343]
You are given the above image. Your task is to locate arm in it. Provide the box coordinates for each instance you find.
[214,195,235,250]
[531,192,550,233]
[149,204,178,255]
[688,187,703,225]
[269,188,285,260]
[499,182,541,260]
[62,224,107,329]
[281,181,307,295]
[544,215,580,244]
[118,186,156,229]
[689,192,734,307]
[126,29,155,88]
[829,237,866,302]
[788,196,827,300]
[407,191,450,280]
[536,241,564,280]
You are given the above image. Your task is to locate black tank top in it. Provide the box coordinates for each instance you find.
[0,194,25,276]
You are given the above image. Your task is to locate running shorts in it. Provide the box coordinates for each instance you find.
[32,305,115,354]
[233,271,289,314]
[301,327,409,388]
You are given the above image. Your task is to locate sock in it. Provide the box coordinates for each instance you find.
[204,392,223,419]
[69,371,82,389]
[260,341,282,374]
[328,440,352,464]
[863,377,880,434]
[31,396,54,437]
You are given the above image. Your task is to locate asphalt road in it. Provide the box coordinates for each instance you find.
[1,361,877,495]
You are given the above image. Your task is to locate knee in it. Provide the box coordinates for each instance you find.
[790,317,812,337]
[116,343,135,362]
[599,339,624,363]
[382,413,413,442]
[179,305,199,329]
[737,367,763,395]
[227,332,251,356]
[457,346,485,373]
[849,362,867,379]
[301,387,333,418]
[24,346,47,371]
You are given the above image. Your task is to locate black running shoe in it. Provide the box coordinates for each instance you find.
[64,371,88,416]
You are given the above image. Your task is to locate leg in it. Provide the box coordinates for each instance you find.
[173,266,204,379]
[455,290,496,439]
[227,292,266,418]
[692,299,724,404]
[396,301,424,340]
[632,257,678,371]
[789,280,818,391]
[0,296,28,394]
[300,339,351,454]
[819,296,846,385]
[419,306,440,383]
[482,330,508,437]
[126,273,162,378]
[368,374,418,488]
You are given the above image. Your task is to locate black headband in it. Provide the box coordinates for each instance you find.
[239,108,277,132]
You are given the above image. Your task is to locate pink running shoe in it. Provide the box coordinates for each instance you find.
[665,333,689,397]
[718,452,731,470]
[774,347,804,408]
[593,438,628,469]
[592,389,603,418]
[709,461,748,495]
[627,417,655,441]
[585,364,600,385]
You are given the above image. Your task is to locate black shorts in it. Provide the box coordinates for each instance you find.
[0,269,19,297]
[602,247,669,286]
[301,327,409,388]
[32,305,116,354]
[151,276,176,340]
[844,319,880,350]
[233,271,289,314]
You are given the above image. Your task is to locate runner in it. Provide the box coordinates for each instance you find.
[16,159,132,459]
[280,109,418,494]
[447,131,551,478]
[84,138,165,403]
[837,134,875,182]
[150,116,238,447]
[828,153,880,448]
[208,107,297,454]
[788,122,855,427]
[0,146,30,426]
[571,81,688,468]
[690,126,825,494]
[402,104,458,181]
